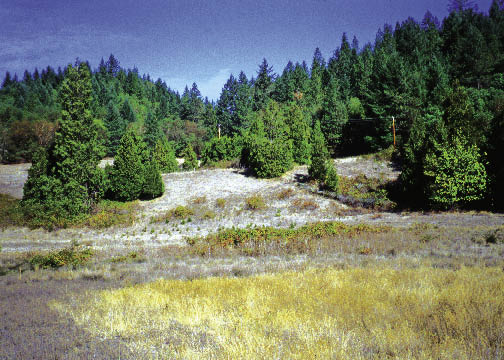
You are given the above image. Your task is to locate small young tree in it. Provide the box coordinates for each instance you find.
[153,139,178,173]
[285,103,311,164]
[108,128,144,201]
[182,143,198,171]
[245,101,293,178]
[309,120,330,180]
[141,161,164,199]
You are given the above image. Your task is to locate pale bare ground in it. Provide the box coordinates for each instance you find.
[0,157,503,253]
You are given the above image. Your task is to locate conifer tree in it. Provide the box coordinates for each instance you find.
[108,128,144,201]
[253,58,276,111]
[22,62,105,221]
[285,103,311,164]
[153,139,178,173]
[182,143,198,170]
[309,120,330,181]
[246,101,293,178]
[143,111,162,148]
[105,101,126,155]
[141,160,164,199]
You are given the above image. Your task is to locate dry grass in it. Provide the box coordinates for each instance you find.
[55,266,504,359]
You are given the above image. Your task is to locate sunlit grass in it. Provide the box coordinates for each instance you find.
[55,266,504,359]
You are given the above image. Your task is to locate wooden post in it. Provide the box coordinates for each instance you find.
[392,116,396,147]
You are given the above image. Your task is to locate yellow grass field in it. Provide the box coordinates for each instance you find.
[55,266,504,359]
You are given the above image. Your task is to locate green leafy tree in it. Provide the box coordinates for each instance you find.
[182,143,198,170]
[319,74,348,154]
[424,134,487,209]
[153,139,178,173]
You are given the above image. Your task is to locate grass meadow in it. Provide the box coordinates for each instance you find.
[54,265,504,359]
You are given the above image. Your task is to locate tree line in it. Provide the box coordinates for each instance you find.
[1,1,503,224]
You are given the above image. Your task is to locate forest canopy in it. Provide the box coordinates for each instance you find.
[1,1,504,212]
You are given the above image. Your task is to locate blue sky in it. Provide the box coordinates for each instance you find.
[0,0,494,100]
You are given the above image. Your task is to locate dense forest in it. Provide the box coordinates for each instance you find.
[1,1,504,225]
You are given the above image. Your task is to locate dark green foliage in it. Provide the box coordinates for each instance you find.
[182,143,198,171]
[201,136,241,166]
[308,120,330,181]
[143,111,162,148]
[141,161,164,200]
[244,101,293,178]
[108,129,144,201]
[285,103,311,164]
[104,101,126,155]
[153,139,178,173]
[21,63,105,225]
[253,59,276,111]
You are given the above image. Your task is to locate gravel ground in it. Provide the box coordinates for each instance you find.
[1,157,503,253]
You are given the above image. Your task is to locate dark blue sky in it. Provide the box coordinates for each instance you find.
[0,0,494,100]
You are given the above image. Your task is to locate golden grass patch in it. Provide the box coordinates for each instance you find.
[55,266,504,359]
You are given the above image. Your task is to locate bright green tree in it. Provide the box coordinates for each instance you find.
[424,134,487,209]
[309,120,330,181]
[182,143,198,170]
[246,101,293,178]
[153,138,178,173]
[285,103,311,164]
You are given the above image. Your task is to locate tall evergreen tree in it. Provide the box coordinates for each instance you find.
[253,58,276,111]
[143,111,162,148]
[22,63,105,221]
[105,101,127,155]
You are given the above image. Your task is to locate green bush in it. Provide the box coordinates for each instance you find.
[28,243,93,270]
[243,101,293,178]
[201,136,242,166]
[246,195,266,210]
[309,120,330,181]
[424,135,487,209]
[324,161,339,193]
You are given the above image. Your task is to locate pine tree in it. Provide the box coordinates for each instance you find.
[153,139,178,173]
[141,160,164,199]
[22,63,105,222]
[285,103,311,164]
[319,74,348,154]
[246,101,293,178]
[309,120,330,181]
[120,98,136,124]
[253,58,276,111]
[182,144,198,170]
[108,128,144,201]
[143,111,162,148]
[105,101,127,155]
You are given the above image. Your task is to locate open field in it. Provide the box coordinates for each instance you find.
[1,156,504,359]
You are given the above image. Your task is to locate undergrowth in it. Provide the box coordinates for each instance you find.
[186,221,390,256]
[337,174,396,210]
[28,242,93,270]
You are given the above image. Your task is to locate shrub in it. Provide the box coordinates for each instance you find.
[246,195,266,210]
[291,199,319,210]
[168,205,194,219]
[216,198,226,208]
[28,243,93,270]
[323,161,339,193]
[277,188,294,200]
